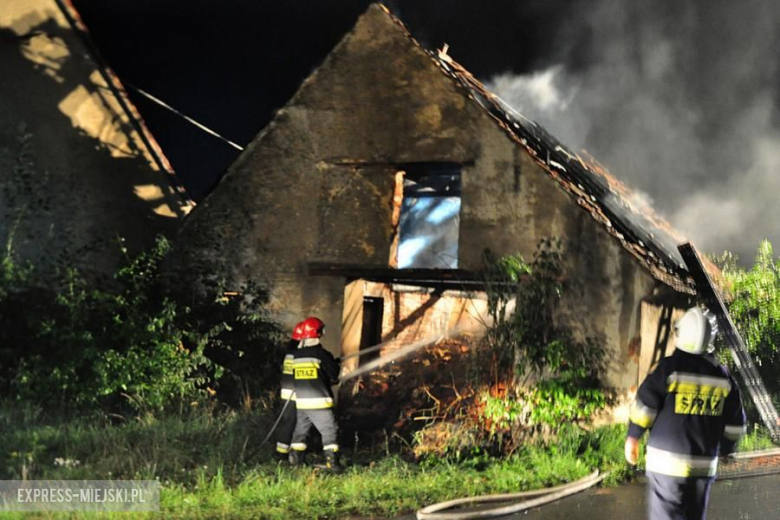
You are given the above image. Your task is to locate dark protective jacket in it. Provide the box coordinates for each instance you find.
[291,342,340,409]
[280,340,297,400]
[628,349,746,478]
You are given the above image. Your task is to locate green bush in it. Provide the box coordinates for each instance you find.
[716,240,780,416]
[480,239,607,423]
[11,237,216,410]
[1,236,283,412]
[720,241,780,379]
[479,239,606,388]
[182,278,286,406]
[0,235,30,303]
[528,373,607,425]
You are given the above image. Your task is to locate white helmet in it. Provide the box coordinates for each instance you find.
[674,307,719,354]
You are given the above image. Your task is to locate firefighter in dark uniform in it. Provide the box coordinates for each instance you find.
[288,316,343,472]
[625,306,746,520]
[275,322,304,460]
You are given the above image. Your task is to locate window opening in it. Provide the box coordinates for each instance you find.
[397,163,461,269]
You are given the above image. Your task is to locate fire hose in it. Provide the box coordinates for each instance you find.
[245,325,473,460]
[415,470,608,519]
[249,326,608,518]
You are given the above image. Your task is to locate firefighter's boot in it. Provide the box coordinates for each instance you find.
[274,450,290,465]
[324,449,343,474]
[288,450,305,466]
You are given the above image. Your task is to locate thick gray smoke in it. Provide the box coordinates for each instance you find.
[486,0,780,264]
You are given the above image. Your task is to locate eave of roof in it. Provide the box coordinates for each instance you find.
[307,262,542,291]
[56,0,195,212]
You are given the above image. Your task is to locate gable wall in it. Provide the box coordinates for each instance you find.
[174,5,485,339]
[175,5,680,390]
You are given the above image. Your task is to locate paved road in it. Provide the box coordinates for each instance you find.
[403,473,780,519]
[518,473,780,519]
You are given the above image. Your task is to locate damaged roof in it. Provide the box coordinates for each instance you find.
[378,5,712,295]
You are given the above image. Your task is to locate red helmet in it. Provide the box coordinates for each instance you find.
[295,316,325,339]
[291,321,306,340]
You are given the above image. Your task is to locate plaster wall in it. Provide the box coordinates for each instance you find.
[455,122,662,388]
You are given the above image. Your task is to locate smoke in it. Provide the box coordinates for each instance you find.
[485,0,780,264]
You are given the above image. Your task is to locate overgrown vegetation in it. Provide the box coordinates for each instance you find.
[714,240,780,431]
[718,240,780,397]
[0,235,283,412]
[0,400,772,519]
[2,125,283,410]
[480,239,606,423]
[0,400,630,519]
[412,239,609,459]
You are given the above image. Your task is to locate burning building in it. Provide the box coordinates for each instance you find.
[171,4,715,402]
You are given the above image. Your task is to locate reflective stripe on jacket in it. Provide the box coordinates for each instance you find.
[645,447,718,478]
[280,341,296,400]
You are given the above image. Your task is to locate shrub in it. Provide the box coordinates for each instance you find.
[11,237,215,410]
[717,240,780,402]
[527,372,607,426]
[182,278,286,406]
[2,236,283,412]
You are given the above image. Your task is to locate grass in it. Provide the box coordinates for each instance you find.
[0,402,773,519]
[736,425,778,452]
[0,402,632,519]
[0,402,272,486]
[159,433,626,520]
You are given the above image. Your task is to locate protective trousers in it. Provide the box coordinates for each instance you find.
[290,408,339,452]
[275,399,297,454]
[647,472,714,520]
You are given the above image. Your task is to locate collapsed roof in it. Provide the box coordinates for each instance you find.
[377,5,710,295]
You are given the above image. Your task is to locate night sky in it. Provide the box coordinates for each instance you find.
[70,0,580,201]
[71,0,780,261]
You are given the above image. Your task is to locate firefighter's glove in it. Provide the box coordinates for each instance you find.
[624,436,640,466]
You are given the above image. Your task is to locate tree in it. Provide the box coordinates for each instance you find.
[719,240,780,397]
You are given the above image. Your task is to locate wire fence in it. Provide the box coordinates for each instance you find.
[718,448,780,479]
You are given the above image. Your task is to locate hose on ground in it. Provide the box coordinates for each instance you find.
[251,325,476,462]
[416,470,608,519]
[244,392,295,462]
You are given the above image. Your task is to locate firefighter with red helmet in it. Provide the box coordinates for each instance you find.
[625,306,746,520]
[274,322,304,459]
[288,316,343,472]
